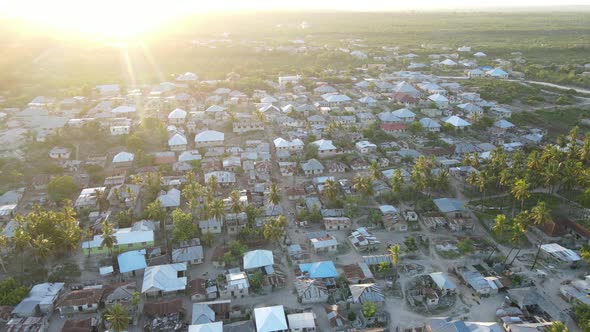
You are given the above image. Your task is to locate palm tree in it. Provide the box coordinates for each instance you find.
[530,201,552,226]
[32,235,53,264]
[207,175,218,198]
[388,244,401,276]
[0,234,8,273]
[101,221,117,259]
[209,199,226,222]
[507,211,530,265]
[492,214,508,240]
[263,215,287,242]
[511,178,531,215]
[474,170,490,211]
[549,321,569,332]
[322,179,338,203]
[268,183,281,214]
[105,303,130,332]
[229,190,243,214]
[369,161,382,181]
[390,169,404,193]
[580,244,590,265]
[353,175,373,198]
[95,188,108,213]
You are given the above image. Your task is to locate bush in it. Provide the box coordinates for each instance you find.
[0,278,30,306]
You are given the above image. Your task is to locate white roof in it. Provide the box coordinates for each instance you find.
[177,72,198,81]
[204,171,236,184]
[494,119,515,129]
[157,188,181,208]
[440,59,457,66]
[356,141,376,149]
[111,105,136,114]
[243,250,274,269]
[254,305,288,332]
[420,118,441,128]
[195,130,224,143]
[189,322,223,332]
[112,151,134,163]
[168,132,188,146]
[260,96,278,103]
[392,108,416,118]
[378,205,398,214]
[474,52,487,57]
[205,105,226,113]
[287,312,316,329]
[321,93,351,103]
[141,263,187,293]
[168,108,187,119]
[540,243,581,262]
[82,228,154,249]
[428,94,449,103]
[312,139,336,151]
[430,272,457,290]
[444,115,471,127]
[179,150,202,162]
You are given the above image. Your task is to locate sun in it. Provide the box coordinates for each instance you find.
[2,0,186,39]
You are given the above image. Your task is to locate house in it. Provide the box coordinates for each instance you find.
[348,227,380,251]
[157,188,181,208]
[199,217,223,234]
[378,111,402,123]
[141,263,188,297]
[168,108,187,124]
[490,107,512,118]
[308,115,326,126]
[314,85,337,94]
[433,198,467,218]
[172,245,204,265]
[325,160,346,173]
[420,118,441,132]
[168,133,188,151]
[279,75,301,87]
[539,243,581,266]
[179,150,202,162]
[311,139,339,157]
[11,282,65,317]
[111,105,136,116]
[117,249,147,274]
[49,146,71,159]
[343,262,374,284]
[429,272,457,295]
[486,68,509,79]
[324,305,348,330]
[191,303,216,324]
[195,130,225,147]
[221,270,249,299]
[380,123,407,135]
[189,278,218,302]
[308,232,338,253]
[204,171,236,186]
[176,72,198,81]
[107,184,140,208]
[110,125,130,136]
[467,68,485,78]
[321,93,352,106]
[102,282,137,308]
[112,151,134,167]
[55,287,104,315]
[324,217,352,231]
[287,312,316,332]
[0,204,16,222]
[428,94,449,108]
[222,156,241,172]
[74,187,106,208]
[298,261,338,280]
[273,138,304,151]
[82,228,154,255]
[355,141,377,154]
[189,322,223,332]
[243,250,274,271]
[439,59,457,66]
[254,305,288,332]
[225,212,248,235]
[492,119,515,134]
[295,279,329,304]
[301,159,324,176]
[233,121,264,133]
[427,317,502,332]
[444,116,471,129]
[349,283,385,303]
[205,105,226,114]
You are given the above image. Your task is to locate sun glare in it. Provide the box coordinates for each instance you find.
[3,0,187,39]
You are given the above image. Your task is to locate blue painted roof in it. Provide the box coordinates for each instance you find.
[299,261,338,279]
[117,249,147,273]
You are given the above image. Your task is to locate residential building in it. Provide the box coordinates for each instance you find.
[141,263,188,297]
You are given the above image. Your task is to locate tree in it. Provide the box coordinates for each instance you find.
[201,231,215,248]
[323,179,339,203]
[408,122,423,136]
[263,215,287,242]
[0,234,8,273]
[268,183,281,213]
[353,175,373,197]
[47,175,78,203]
[581,245,590,265]
[0,278,30,306]
[105,303,130,332]
[492,214,508,240]
[369,161,382,181]
[304,144,319,160]
[223,241,248,266]
[388,244,401,267]
[348,311,357,322]
[377,261,391,272]
[249,271,264,291]
[207,175,219,199]
[229,190,243,214]
[362,301,377,318]
[530,201,552,226]
[171,209,197,243]
[404,237,418,253]
[549,321,569,332]
[101,221,117,258]
[390,169,404,193]
[457,239,475,254]
[511,178,531,213]
[145,200,165,222]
